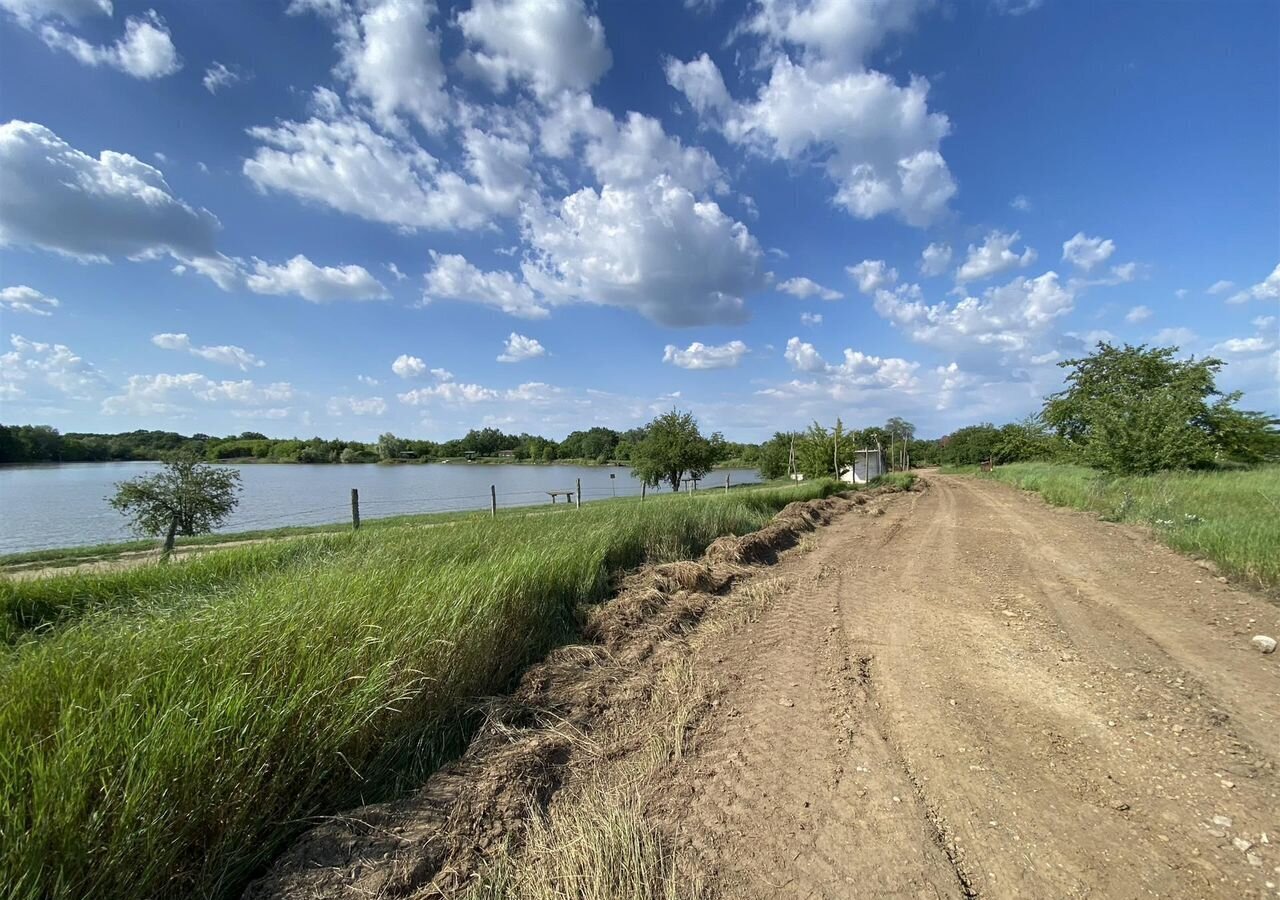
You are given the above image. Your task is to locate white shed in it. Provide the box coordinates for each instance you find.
[839,448,886,484]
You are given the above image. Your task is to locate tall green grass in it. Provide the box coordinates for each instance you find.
[0,481,839,900]
[983,463,1280,589]
[0,535,353,645]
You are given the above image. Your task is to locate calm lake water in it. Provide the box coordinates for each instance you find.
[0,462,761,555]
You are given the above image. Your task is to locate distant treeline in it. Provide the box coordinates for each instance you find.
[0,420,1059,471]
[0,423,764,467]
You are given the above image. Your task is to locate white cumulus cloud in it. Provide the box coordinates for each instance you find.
[0,0,112,24]
[669,52,955,226]
[244,114,528,231]
[777,276,843,300]
[391,353,428,378]
[398,382,500,404]
[0,120,219,260]
[327,395,388,416]
[297,0,449,133]
[202,61,247,94]
[874,271,1075,357]
[0,285,60,316]
[246,254,389,302]
[150,333,265,371]
[743,0,930,76]
[847,259,897,294]
[1124,305,1152,324]
[40,9,180,79]
[778,335,920,394]
[1,333,107,400]
[102,373,294,416]
[662,340,749,369]
[1061,231,1116,272]
[955,230,1036,283]
[539,92,723,195]
[497,332,547,362]
[423,252,549,319]
[918,241,951,277]
[457,0,611,97]
[520,176,765,326]
[1226,263,1280,305]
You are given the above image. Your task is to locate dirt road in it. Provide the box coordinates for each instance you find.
[653,475,1280,898]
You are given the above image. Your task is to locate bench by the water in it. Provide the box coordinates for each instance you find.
[545,491,575,504]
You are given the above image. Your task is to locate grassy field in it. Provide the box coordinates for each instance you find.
[982,463,1280,590]
[0,479,844,900]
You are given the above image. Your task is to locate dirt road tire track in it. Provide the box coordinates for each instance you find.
[652,475,1280,899]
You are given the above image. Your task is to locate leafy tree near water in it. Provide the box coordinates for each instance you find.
[757,432,795,479]
[109,457,242,560]
[794,419,858,479]
[1043,342,1279,474]
[630,409,725,491]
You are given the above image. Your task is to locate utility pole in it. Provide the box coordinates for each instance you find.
[833,421,839,480]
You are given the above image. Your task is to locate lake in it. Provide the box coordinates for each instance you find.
[0,462,761,555]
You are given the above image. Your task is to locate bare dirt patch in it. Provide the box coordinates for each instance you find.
[247,475,1280,899]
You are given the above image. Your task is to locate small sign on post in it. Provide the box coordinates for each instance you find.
[351,488,360,531]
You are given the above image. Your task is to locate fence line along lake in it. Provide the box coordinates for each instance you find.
[0,462,762,555]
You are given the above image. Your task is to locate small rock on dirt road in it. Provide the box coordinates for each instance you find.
[1251,634,1277,654]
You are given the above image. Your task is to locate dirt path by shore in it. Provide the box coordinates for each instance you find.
[651,474,1279,898]
[247,475,1279,899]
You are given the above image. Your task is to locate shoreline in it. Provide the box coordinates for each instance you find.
[1,457,756,469]
[0,475,776,571]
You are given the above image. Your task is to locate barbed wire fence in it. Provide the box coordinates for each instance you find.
[211,471,750,538]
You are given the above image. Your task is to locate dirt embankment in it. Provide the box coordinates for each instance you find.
[248,476,1280,899]
[245,486,906,899]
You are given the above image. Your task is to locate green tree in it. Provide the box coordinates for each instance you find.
[758,432,794,479]
[630,409,718,492]
[884,417,916,470]
[993,417,1058,463]
[109,457,241,560]
[795,419,855,479]
[938,424,1001,466]
[1043,342,1278,474]
[376,432,405,461]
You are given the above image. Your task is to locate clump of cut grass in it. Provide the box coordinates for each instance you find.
[462,790,699,900]
[984,462,1280,589]
[0,480,839,900]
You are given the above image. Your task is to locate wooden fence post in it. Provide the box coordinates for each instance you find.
[351,488,360,531]
[725,472,730,494]
[490,484,497,517]
[576,478,582,509]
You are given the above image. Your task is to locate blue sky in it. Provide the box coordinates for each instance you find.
[1,0,1276,442]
